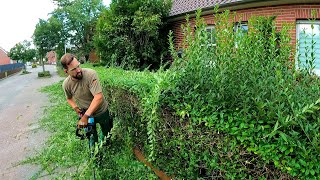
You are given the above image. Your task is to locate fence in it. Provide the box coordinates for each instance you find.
[0,63,25,79]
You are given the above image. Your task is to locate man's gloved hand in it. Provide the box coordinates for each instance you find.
[78,115,88,128]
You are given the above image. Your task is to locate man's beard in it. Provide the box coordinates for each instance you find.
[72,72,83,80]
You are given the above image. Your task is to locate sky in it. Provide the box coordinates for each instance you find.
[0,0,111,52]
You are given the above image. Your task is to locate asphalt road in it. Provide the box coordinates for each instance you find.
[0,65,64,179]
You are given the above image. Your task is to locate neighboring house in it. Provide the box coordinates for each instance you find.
[89,50,99,63]
[0,47,11,65]
[47,51,57,64]
[169,0,320,73]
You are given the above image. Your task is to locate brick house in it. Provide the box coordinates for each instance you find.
[46,51,57,64]
[0,47,11,65]
[169,0,320,73]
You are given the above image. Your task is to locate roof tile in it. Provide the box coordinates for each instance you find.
[170,0,239,16]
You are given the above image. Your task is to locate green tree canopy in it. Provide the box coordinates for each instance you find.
[8,40,36,63]
[52,0,106,60]
[33,16,64,72]
[94,0,172,70]
[33,17,63,59]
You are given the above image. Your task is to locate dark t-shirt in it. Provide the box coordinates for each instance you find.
[62,68,108,116]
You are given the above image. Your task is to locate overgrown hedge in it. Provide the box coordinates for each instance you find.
[94,9,320,179]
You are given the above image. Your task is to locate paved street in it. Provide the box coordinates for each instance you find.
[0,65,64,179]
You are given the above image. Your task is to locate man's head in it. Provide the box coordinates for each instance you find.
[61,53,83,80]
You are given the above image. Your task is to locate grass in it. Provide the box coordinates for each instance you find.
[20,77,157,179]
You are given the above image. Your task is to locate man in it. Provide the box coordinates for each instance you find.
[61,53,113,143]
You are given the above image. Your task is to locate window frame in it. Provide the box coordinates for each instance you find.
[296,20,320,75]
[205,25,216,47]
[234,22,249,34]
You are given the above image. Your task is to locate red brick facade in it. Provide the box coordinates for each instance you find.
[169,4,320,49]
[0,47,11,65]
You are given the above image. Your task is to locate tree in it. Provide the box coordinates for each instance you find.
[94,0,172,70]
[33,16,64,72]
[8,40,37,64]
[52,0,105,61]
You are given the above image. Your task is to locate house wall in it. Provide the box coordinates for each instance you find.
[89,50,99,63]
[170,4,320,49]
[47,51,57,64]
[0,48,10,65]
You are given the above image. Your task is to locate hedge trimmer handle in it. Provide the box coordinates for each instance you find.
[75,108,95,140]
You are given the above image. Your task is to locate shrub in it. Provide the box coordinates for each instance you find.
[38,71,51,77]
[94,0,172,70]
[156,9,320,179]
[32,63,37,68]
[74,10,320,179]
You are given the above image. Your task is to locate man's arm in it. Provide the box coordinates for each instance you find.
[66,97,78,110]
[78,92,103,128]
[84,92,103,117]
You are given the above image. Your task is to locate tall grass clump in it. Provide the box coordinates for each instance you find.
[154,9,320,179]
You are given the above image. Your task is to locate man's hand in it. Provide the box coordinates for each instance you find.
[78,115,88,128]
[73,106,81,115]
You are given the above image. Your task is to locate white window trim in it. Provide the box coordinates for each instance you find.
[206,25,216,47]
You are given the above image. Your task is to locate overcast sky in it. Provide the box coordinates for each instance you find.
[0,0,111,52]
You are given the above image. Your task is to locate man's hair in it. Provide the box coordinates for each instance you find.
[61,53,76,69]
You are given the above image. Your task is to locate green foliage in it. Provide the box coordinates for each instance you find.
[38,71,51,77]
[52,0,106,60]
[21,69,31,74]
[23,8,320,178]
[8,40,37,63]
[94,9,320,179]
[32,63,37,68]
[33,17,63,59]
[22,80,156,179]
[94,0,172,70]
[159,9,320,179]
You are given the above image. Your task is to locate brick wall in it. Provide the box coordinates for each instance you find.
[0,48,10,65]
[170,4,320,49]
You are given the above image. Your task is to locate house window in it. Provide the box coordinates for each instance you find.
[296,20,320,75]
[233,22,249,45]
[234,22,248,34]
[206,25,216,47]
[234,22,248,47]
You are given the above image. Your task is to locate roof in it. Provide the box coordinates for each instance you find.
[169,0,240,17]
[169,0,320,18]
[0,47,8,54]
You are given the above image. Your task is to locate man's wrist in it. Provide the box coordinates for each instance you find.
[84,113,91,117]
[73,106,79,110]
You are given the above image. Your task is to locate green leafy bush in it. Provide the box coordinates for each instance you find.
[91,9,320,179]
[38,71,51,77]
[100,9,320,179]
[155,9,320,179]
[94,0,172,70]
